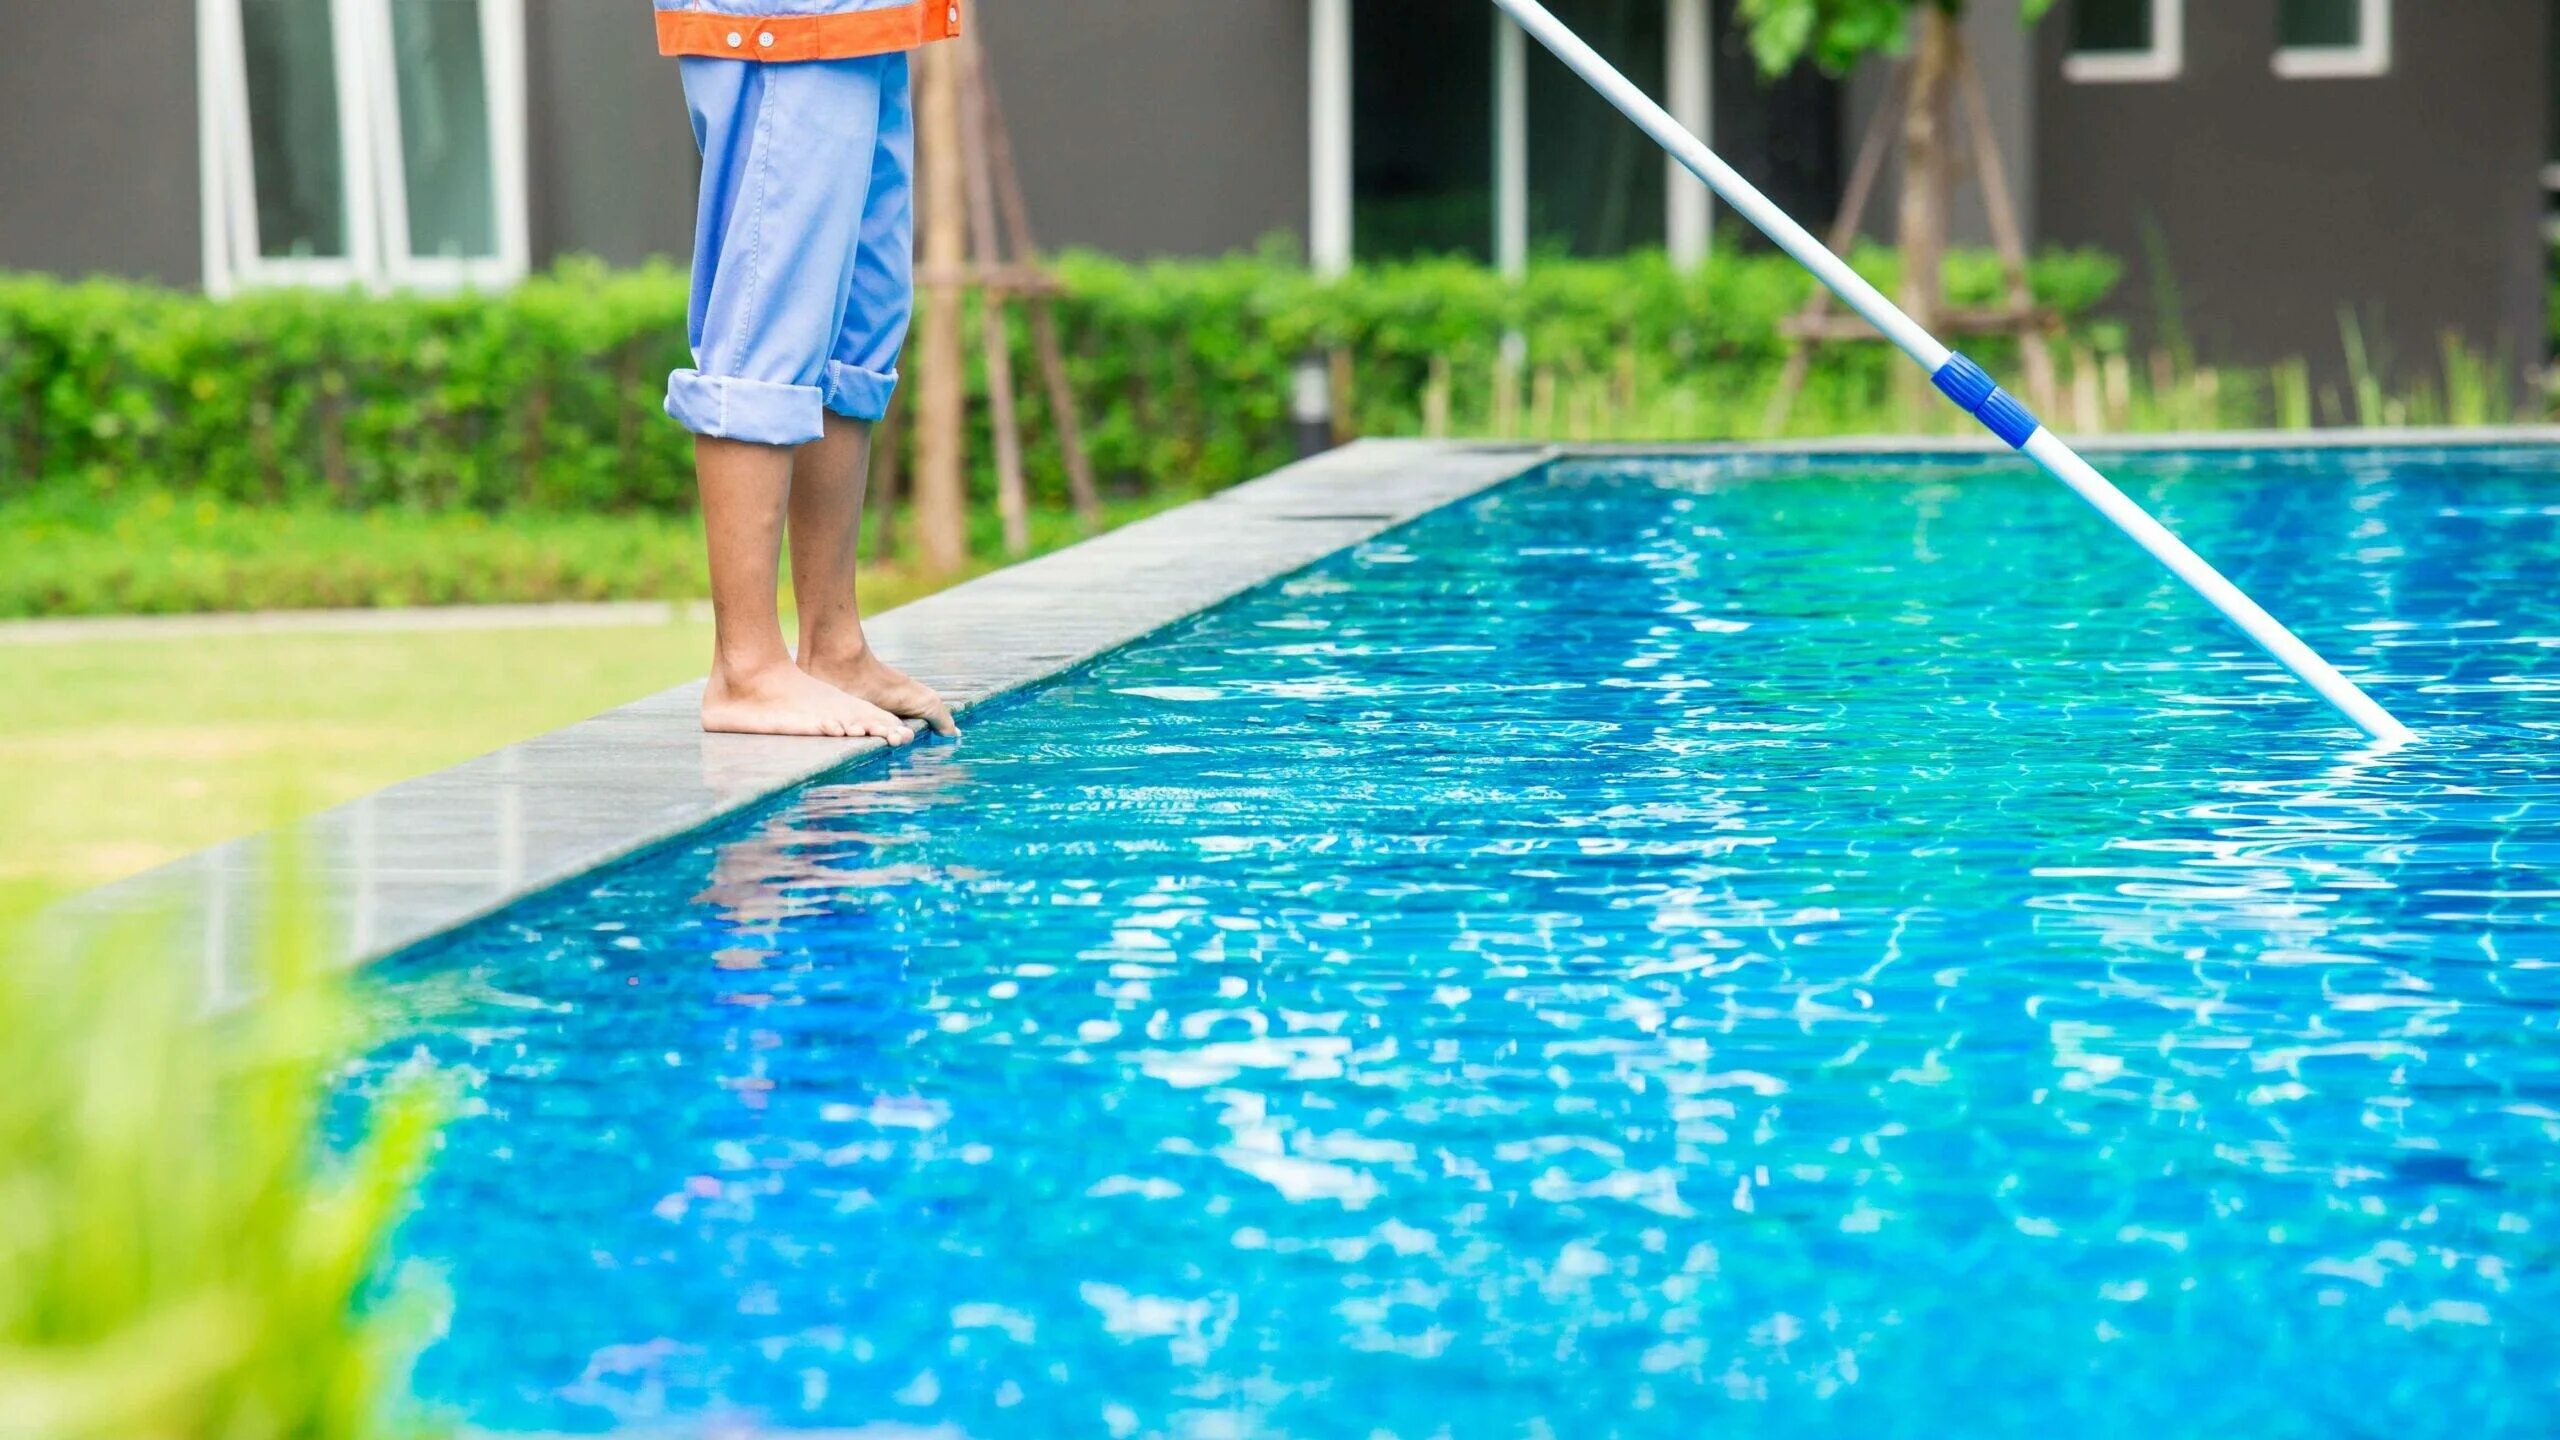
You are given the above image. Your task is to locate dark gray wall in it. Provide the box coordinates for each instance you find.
[982,0,1309,259]
[2034,0,2549,392]
[0,0,202,284]
[526,0,698,267]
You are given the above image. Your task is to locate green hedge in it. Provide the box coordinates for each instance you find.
[0,247,2121,514]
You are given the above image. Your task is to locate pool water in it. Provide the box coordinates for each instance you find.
[355,449,2560,1438]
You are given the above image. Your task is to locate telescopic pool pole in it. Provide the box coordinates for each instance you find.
[1486,0,2416,747]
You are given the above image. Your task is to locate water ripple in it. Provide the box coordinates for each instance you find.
[356,449,2560,1439]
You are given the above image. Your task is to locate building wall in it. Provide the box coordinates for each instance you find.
[525,1,698,268]
[0,0,202,285]
[981,0,1310,259]
[2034,0,2549,392]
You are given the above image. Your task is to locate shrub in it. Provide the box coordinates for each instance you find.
[0,247,2119,515]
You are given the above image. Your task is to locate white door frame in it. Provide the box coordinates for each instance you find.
[1323,0,1714,274]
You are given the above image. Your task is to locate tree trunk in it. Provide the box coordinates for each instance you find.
[913,45,971,577]
[1897,6,1956,417]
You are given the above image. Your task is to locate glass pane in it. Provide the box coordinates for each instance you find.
[2279,0,2363,49]
[392,0,500,260]
[2071,0,2155,54]
[239,0,349,259]
[1354,0,1493,262]
[1529,0,1665,256]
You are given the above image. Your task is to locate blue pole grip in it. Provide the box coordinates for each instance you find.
[1930,353,2041,449]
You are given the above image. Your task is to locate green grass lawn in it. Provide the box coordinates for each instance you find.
[1,490,716,617]
[0,620,717,920]
[0,494,1176,925]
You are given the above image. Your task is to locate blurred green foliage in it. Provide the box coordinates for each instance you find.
[0,882,446,1439]
[1734,0,2059,76]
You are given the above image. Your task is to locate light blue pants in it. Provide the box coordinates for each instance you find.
[667,53,915,447]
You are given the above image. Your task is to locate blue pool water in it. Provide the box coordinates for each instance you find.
[356,448,2560,1438]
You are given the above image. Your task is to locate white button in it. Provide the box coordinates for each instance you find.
[758,31,775,47]
[948,5,959,23]
[724,30,741,47]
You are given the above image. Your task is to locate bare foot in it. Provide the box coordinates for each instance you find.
[802,648,960,737]
[702,660,917,743]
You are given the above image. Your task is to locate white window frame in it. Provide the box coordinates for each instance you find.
[199,0,529,294]
[2062,0,2184,84]
[2273,0,2391,80]
[366,0,533,289]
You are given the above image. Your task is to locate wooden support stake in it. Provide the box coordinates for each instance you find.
[1953,42,2057,415]
[1761,24,2058,436]
[957,35,1030,558]
[972,31,1103,530]
[1895,8,1955,422]
[869,390,903,558]
[1763,66,1904,435]
[913,43,971,577]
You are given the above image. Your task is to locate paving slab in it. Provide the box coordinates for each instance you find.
[43,441,1554,986]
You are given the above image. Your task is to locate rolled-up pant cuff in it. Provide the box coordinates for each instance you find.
[665,371,827,446]
[825,361,900,423]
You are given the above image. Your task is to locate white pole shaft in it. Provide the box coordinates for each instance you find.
[2022,432,2413,743]
[1310,0,1355,279]
[1487,0,2414,746]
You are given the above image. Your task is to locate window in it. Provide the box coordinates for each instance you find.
[2063,0,2182,83]
[1351,0,1494,263]
[199,0,528,293]
[1332,0,1687,266]
[1526,0,1668,258]
[2274,0,2391,79]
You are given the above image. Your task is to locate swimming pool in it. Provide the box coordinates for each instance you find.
[355,446,2560,1438]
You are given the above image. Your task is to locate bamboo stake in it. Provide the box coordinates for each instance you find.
[869,390,903,557]
[1763,66,1905,435]
[1894,8,1955,422]
[956,36,1030,558]
[1953,42,2056,415]
[970,30,1102,529]
[912,44,970,576]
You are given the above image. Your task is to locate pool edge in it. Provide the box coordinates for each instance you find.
[42,439,1557,987]
[1565,422,2560,457]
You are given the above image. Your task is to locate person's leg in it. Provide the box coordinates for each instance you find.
[669,55,913,742]
[787,414,957,735]
[696,435,907,740]
[792,51,957,735]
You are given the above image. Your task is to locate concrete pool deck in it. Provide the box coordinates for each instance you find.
[45,425,2560,989]
[47,440,1552,990]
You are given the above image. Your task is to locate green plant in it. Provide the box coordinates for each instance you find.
[0,247,2122,517]
[0,879,446,1439]
[0,487,1179,618]
[1735,0,2057,75]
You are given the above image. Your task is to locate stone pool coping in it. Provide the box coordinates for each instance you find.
[46,440,1552,990]
[47,425,2560,986]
